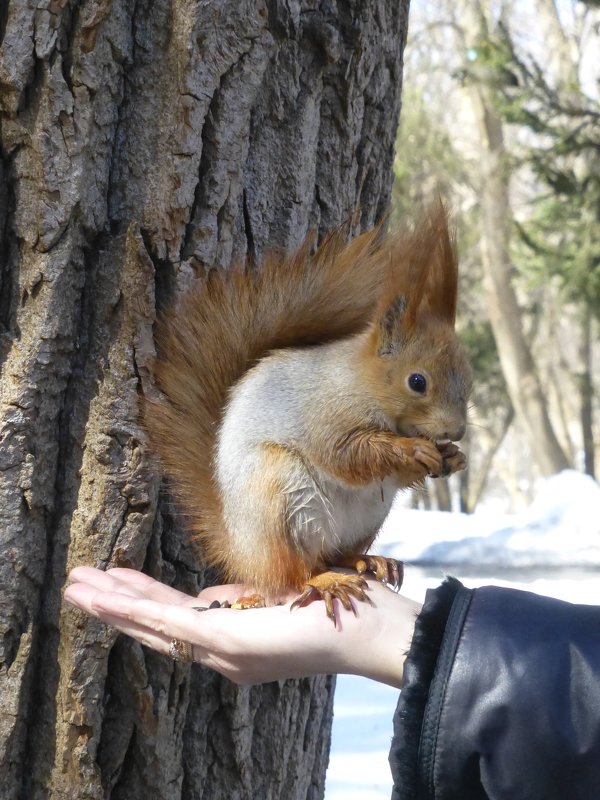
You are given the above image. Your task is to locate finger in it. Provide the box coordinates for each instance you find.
[69,566,119,585]
[98,612,173,655]
[88,592,228,647]
[86,590,329,666]
[65,583,198,632]
[91,611,215,666]
[104,575,284,607]
[95,613,244,677]
[68,567,199,606]
[65,584,221,664]
[64,581,113,615]
[105,568,197,605]
[67,568,147,600]
[66,586,212,649]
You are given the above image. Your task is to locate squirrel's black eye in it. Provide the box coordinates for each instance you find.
[408,373,427,395]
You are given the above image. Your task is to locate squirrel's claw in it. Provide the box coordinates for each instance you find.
[290,572,374,622]
[333,554,404,591]
[355,555,404,590]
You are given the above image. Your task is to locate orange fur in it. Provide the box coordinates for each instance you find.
[367,201,458,354]
[143,222,388,579]
[310,426,444,486]
[143,203,471,594]
[221,444,313,594]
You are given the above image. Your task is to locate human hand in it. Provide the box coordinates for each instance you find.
[64,567,421,687]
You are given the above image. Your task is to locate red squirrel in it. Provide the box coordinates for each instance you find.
[144,204,472,620]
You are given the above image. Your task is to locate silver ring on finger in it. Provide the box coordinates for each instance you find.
[169,638,194,662]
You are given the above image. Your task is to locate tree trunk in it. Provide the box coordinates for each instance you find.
[579,310,596,478]
[465,405,515,512]
[475,112,570,477]
[0,2,410,799]
[433,479,452,512]
[456,0,571,477]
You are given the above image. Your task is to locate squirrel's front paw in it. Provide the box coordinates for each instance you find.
[395,437,444,480]
[436,442,467,477]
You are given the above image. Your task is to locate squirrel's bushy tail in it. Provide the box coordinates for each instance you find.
[143,224,391,568]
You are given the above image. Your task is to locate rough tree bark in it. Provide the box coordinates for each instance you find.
[0,1,410,799]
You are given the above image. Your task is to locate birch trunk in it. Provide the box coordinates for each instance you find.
[0,1,410,798]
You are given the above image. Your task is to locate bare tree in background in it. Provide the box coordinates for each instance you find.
[398,0,600,500]
[0,2,410,798]
[455,0,571,478]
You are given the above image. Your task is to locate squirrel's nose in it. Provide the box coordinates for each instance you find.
[445,422,466,442]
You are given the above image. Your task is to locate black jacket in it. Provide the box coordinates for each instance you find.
[390,578,600,799]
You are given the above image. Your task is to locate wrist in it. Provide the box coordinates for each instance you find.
[335,583,422,687]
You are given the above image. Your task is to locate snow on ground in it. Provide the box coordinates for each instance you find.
[324,676,401,800]
[378,470,600,567]
[325,470,600,800]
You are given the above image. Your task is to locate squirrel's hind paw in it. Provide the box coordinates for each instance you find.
[290,572,374,622]
[369,555,403,590]
[337,554,404,590]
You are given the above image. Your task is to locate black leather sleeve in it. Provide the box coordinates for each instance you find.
[390,579,600,800]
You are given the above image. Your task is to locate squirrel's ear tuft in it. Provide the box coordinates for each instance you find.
[369,201,458,356]
[377,295,407,355]
[426,202,458,325]
[398,200,458,328]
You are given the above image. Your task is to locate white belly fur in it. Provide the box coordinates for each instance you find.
[287,469,399,564]
[216,346,401,566]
